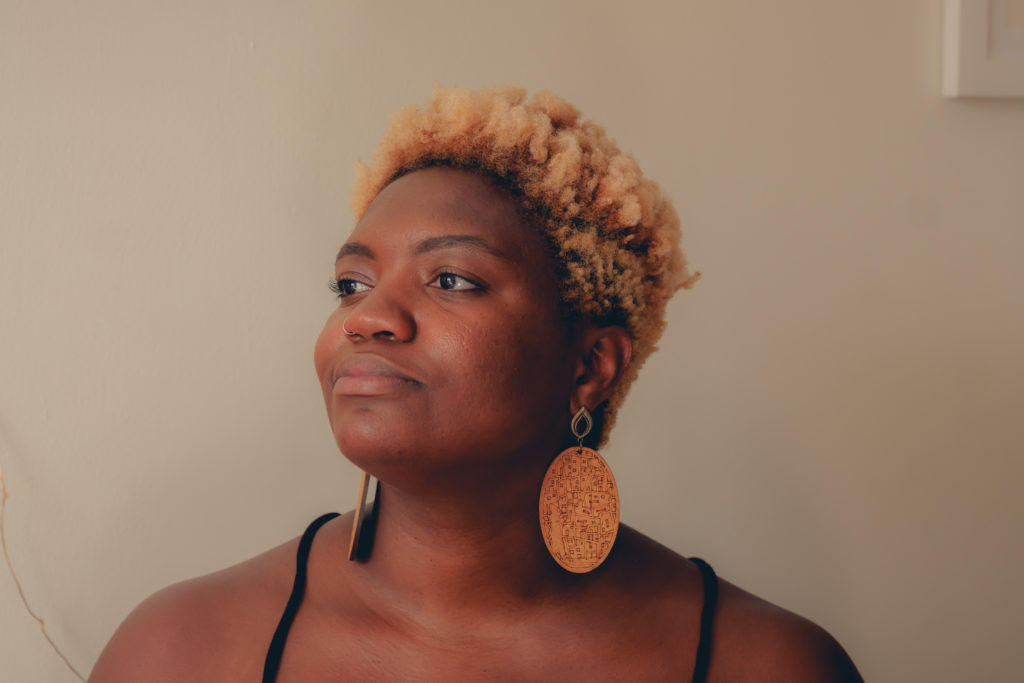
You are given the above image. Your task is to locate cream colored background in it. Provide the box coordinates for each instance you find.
[2,2,1022,681]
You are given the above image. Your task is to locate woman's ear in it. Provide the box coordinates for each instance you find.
[570,326,633,414]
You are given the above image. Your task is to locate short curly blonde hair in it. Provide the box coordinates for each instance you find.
[352,86,697,444]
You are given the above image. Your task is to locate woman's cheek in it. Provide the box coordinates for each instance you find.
[313,312,344,390]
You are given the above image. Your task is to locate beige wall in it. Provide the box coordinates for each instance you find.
[2,2,1022,681]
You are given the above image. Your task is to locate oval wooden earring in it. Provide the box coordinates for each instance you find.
[348,471,380,561]
[347,471,371,560]
[538,407,620,573]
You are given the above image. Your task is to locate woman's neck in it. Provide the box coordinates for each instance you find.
[344,462,577,628]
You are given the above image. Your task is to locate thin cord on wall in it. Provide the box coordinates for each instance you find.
[0,461,87,681]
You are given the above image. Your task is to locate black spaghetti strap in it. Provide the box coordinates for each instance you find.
[262,516,718,682]
[262,512,340,683]
[689,557,719,683]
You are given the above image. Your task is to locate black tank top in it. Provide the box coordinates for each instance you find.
[262,513,718,682]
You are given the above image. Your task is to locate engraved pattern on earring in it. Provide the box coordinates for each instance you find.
[538,406,620,573]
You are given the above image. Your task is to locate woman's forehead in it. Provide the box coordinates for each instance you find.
[346,167,544,256]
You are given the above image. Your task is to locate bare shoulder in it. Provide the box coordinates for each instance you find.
[88,534,299,683]
[608,528,861,682]
[710,578,863,682]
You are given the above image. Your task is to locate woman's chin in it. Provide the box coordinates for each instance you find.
[333,422,422,471]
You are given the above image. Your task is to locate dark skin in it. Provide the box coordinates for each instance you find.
[89,168,862,682]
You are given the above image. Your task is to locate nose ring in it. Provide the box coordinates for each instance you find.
[342,320,358,337]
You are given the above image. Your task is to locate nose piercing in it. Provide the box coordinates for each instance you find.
[342,320,357,337]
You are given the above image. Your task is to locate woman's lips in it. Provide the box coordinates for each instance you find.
[332,355,421,397]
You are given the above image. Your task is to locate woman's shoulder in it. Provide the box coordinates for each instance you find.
[612,526,862,682]
[710,578,862,682]
[87,530,303,683]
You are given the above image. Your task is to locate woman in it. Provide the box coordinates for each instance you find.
[89,86,861,682]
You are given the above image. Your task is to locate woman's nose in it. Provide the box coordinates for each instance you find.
[342,284,416,342]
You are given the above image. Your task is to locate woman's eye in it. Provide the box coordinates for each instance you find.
[430,272,481,292]
[329,278,371,298]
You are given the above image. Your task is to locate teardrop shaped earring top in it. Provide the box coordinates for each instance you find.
[571,406,593,446]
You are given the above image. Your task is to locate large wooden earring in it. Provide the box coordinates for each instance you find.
[347,471,380,561]
[538,407,620,573]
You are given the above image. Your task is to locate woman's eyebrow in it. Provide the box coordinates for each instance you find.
[413,234,509,259]
[335,242,374,262]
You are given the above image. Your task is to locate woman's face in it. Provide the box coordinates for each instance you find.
[314,167,577,488]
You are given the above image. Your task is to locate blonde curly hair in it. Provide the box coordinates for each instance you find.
[352,86,698,444]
